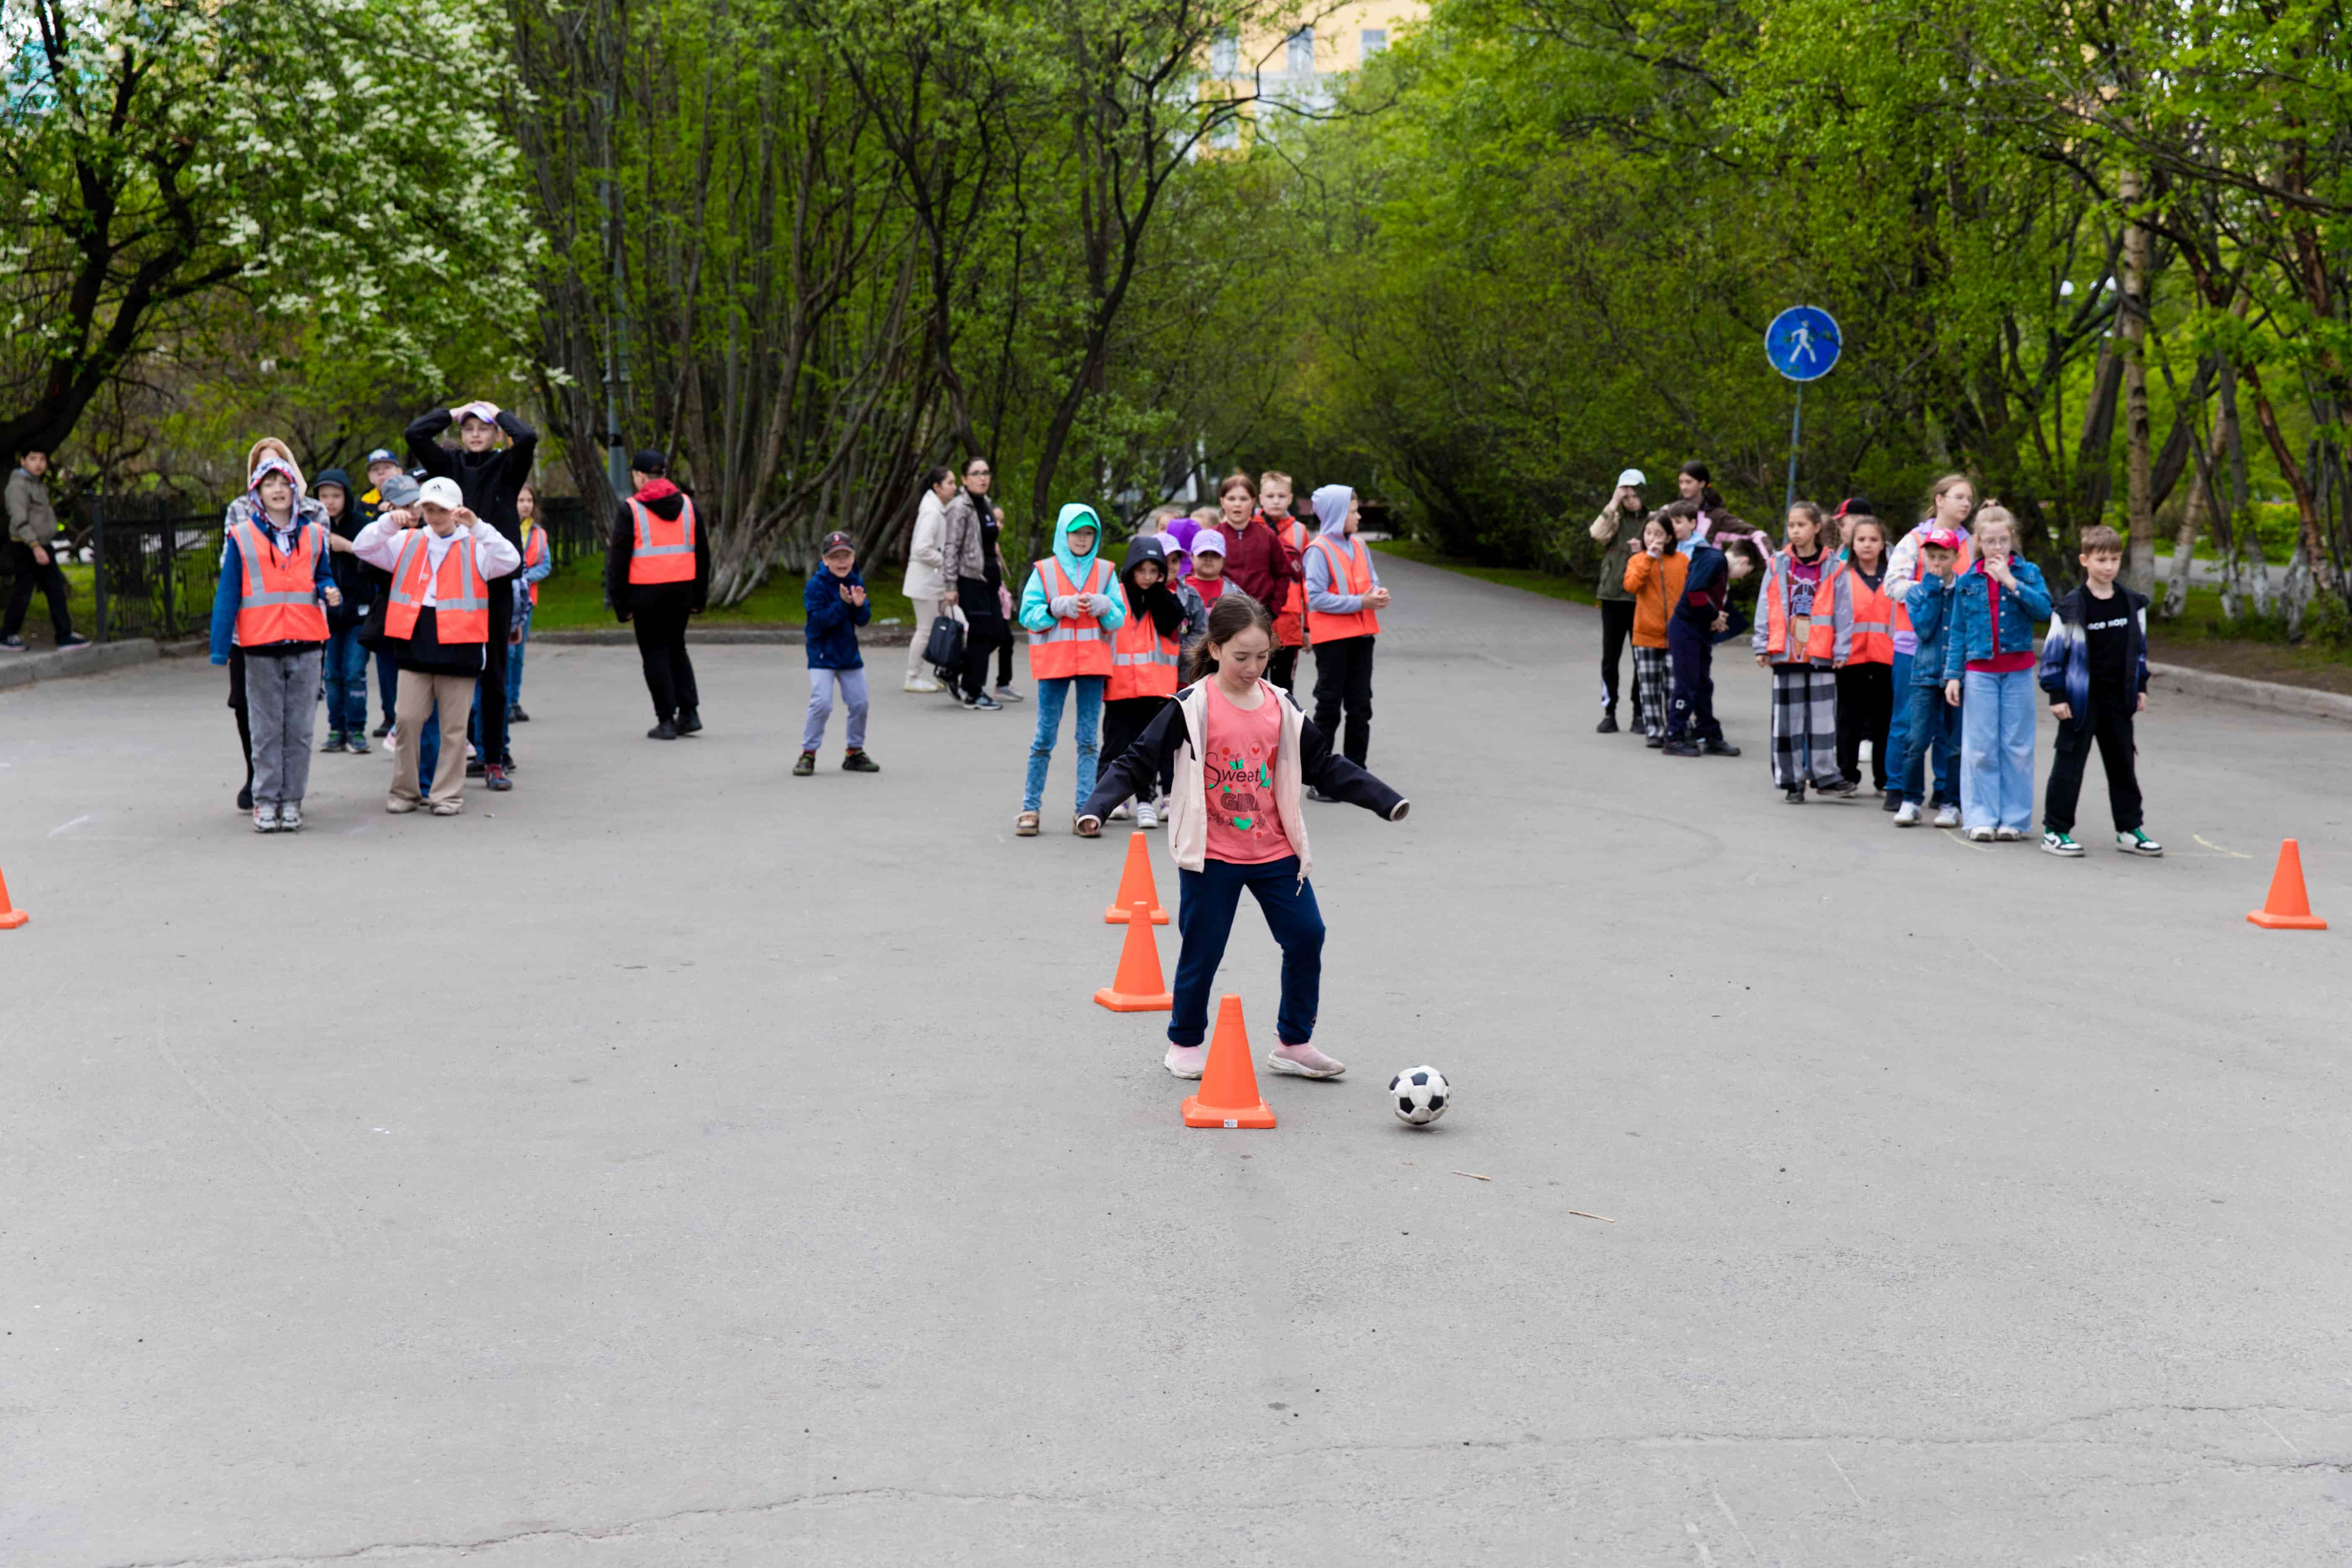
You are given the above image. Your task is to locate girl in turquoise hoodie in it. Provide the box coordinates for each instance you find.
[1016,503,1127,836]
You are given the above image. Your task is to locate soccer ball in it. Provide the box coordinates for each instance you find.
[1389,1065,1449,1126]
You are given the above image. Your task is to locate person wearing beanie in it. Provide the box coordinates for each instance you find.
[405,400,536,789]
[1301,482,1390,776]
[604,449,712,740]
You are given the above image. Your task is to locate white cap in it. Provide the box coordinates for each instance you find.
[1191,529,1227,557]
[417,477,465,510]
[1616,468,1647,488]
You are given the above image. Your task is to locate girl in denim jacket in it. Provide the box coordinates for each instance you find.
[1940,506,2052,840]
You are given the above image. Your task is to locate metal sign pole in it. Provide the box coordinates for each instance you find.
[1784,384,1804,515]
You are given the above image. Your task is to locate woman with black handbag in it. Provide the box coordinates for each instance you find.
[940,457,1008,710]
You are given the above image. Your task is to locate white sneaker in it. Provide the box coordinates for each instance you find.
[1994,826,2023,841]
[1135,802,1159,830]
[1266,1042,1347,1078]
[1966,826,1994,843]
[252,802,279,833]
[277,801,302,832]
[904,676,941,693]
[1893,802,1921,827]
[1933,805,1960,829]
[1109,802,1132,821]
[1163,1044,1207,1079]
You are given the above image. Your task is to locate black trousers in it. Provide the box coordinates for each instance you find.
[1599,598,1638,717]
[478,581,513,761]
[956,576,1009,701]
[2,542,73,639]
[1835,662,1894,787]
[1101,695,1170,800]
[2044,694,2142,834]
[1311,634,1375,764]
[994,584,1014,687]
[632,602,699,722]
[1666,618,1721,743]
[227,645,254,797]
[1270,643,1300,694]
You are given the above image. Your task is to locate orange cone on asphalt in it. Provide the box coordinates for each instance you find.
[2248,838,2327,930]
[0,862,26,930]
[1104,831,1168,925]
[1095,898,1173,1011]
[1182,995,1276,1129]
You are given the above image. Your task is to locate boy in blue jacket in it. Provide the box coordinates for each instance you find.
[1890,529,1964,828]
[798,531,878,776]
[2037,525,2159,856]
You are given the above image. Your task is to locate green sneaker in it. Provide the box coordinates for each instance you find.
[2117,828,2163,856]
[792,750,816,777]
[2040,829,2083,858]
[841,749,880,774]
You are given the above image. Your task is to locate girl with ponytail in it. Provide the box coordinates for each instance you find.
[1082,587,1410,1084]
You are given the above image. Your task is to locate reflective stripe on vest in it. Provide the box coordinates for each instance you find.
[1026,557,1115,678]
[628,495,697,584]
[382,529,489,642]
[1305,534,1380,642]
[1837,570,1896,665]
[228,520,328,646]
[1107,601,1179,701]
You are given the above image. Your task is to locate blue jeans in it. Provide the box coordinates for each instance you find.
[506,608,532,709]
[1170,856,1324,1047]
[1884,650,1913,789]
[322,628,371,737]
[372,643,399,730]
[1895,681,1960,807]
[1022,675,1104,813]
[1960,667,2037,832]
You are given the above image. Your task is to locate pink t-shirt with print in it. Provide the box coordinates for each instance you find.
[1201,682,1292,864]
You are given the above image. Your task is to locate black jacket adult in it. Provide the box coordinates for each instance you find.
[604,485,712,617]
[405,408,539,547]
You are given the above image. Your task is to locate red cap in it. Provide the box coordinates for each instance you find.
[1924,527,1963,551]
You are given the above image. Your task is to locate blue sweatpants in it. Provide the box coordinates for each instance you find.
[1169,854,1324,1048]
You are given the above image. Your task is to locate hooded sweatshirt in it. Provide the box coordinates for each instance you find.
[1120,535,1189,640]
[208,452,336,661]
[604,477,712,615]
[312,467,375,631]
[1017,503,1127,636]
[1302,485,1382,618]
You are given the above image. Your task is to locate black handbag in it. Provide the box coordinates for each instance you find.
[923,610,966,677]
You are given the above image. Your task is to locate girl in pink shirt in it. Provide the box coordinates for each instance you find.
[1080,593,1411,1082]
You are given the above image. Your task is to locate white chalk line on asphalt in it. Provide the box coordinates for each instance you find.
[48,813,92,837]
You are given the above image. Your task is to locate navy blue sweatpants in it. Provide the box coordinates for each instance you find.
[1666,618,1723,744]
[1170,854,1325,1048]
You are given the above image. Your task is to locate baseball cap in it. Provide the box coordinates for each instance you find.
[454,400,501,426]
[630,449,667,476]
[1834,495,1876,518]
[1616,468,1647,488]
[417,476,464,510]
[1191,529,1228,557]
[365,447,398,468]
[819,530,857,557]
[1924,526,1963,551]
[379,473,422,508]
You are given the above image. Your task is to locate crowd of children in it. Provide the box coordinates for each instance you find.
[1596,467,2161,857]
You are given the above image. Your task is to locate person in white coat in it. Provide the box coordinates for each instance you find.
[902,467,954,692]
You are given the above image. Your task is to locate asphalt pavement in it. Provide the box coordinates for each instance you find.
[3,557,2348,1566]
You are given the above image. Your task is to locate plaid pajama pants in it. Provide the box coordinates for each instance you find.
[1769,666,1843,789]
[1632,646,1670,739]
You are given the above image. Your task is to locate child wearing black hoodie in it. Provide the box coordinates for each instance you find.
[1102,535,1190,829]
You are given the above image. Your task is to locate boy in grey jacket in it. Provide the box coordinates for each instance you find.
[3,449,88,651]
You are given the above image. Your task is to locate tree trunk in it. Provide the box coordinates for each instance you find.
[2161,415,2229,619]
[2119,167,2156,595]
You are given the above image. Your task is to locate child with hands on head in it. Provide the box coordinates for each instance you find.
[1081,591,1408,1084]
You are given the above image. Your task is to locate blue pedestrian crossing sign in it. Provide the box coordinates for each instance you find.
[1766,307,1841,382]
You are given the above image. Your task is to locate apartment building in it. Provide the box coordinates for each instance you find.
[1203,2,1424,143]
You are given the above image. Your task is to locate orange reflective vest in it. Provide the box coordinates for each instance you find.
[627,495,697,585]
[1026,556,1116,678]
[1305,533,1380,642]
[227,519,328,646]
[1891,526,1975,640]
[382,529,490,643]
[1829,567,1895,666]
[1760,550,1839,664]
[1107,596,1179,700]
[521,521,547,606]
[1268,513,1309,647]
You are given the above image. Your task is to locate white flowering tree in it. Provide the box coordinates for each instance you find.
[0,0,540,462]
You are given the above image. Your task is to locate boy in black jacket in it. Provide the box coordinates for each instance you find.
[1661,503,1742,758]
[2037,526,2159,857]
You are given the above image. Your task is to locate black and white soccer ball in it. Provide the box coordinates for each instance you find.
[1388,1065,1449,1126]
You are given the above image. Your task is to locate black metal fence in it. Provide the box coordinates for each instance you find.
[46,492,612,644]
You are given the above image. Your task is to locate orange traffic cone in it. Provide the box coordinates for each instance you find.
[1182,994,1276,1129]
[0,862,26,930]
[1103,831,1168,925]
[2248,838,2327,930]
[1095,898,1173,1011]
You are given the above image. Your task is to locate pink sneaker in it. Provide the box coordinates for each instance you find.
[1163,1044,1207,1079]
[1267,1042,1346,1079]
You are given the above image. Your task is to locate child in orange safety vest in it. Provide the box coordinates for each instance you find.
[1824,505,1896,795]
[1100,534,1188,830]
[1750,500,1846,804]
[1302,483,1390,778]
[208,449,342,833]
[1256,469,1311,694]
[1014,503,1126,838]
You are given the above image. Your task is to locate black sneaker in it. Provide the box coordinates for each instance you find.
[1595,712,1620,734]
[1644,735,1665,749]
[1702,739,1742,757]
[1662,740,1701,757]
[56,633,91,650]
[1823,779,1858,796]
[371,719,395,738]
[1880,792,1903,812]
[0,635,25,652]
[792,750,816,777]
[964,693,1003,711]
[676,707,703,735]
[509,705,529,723]
[648,720,677,740]
[237,782,253,811]
[465,757,486,777]
[841,749,880,773]
[1783,787,1805,804]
